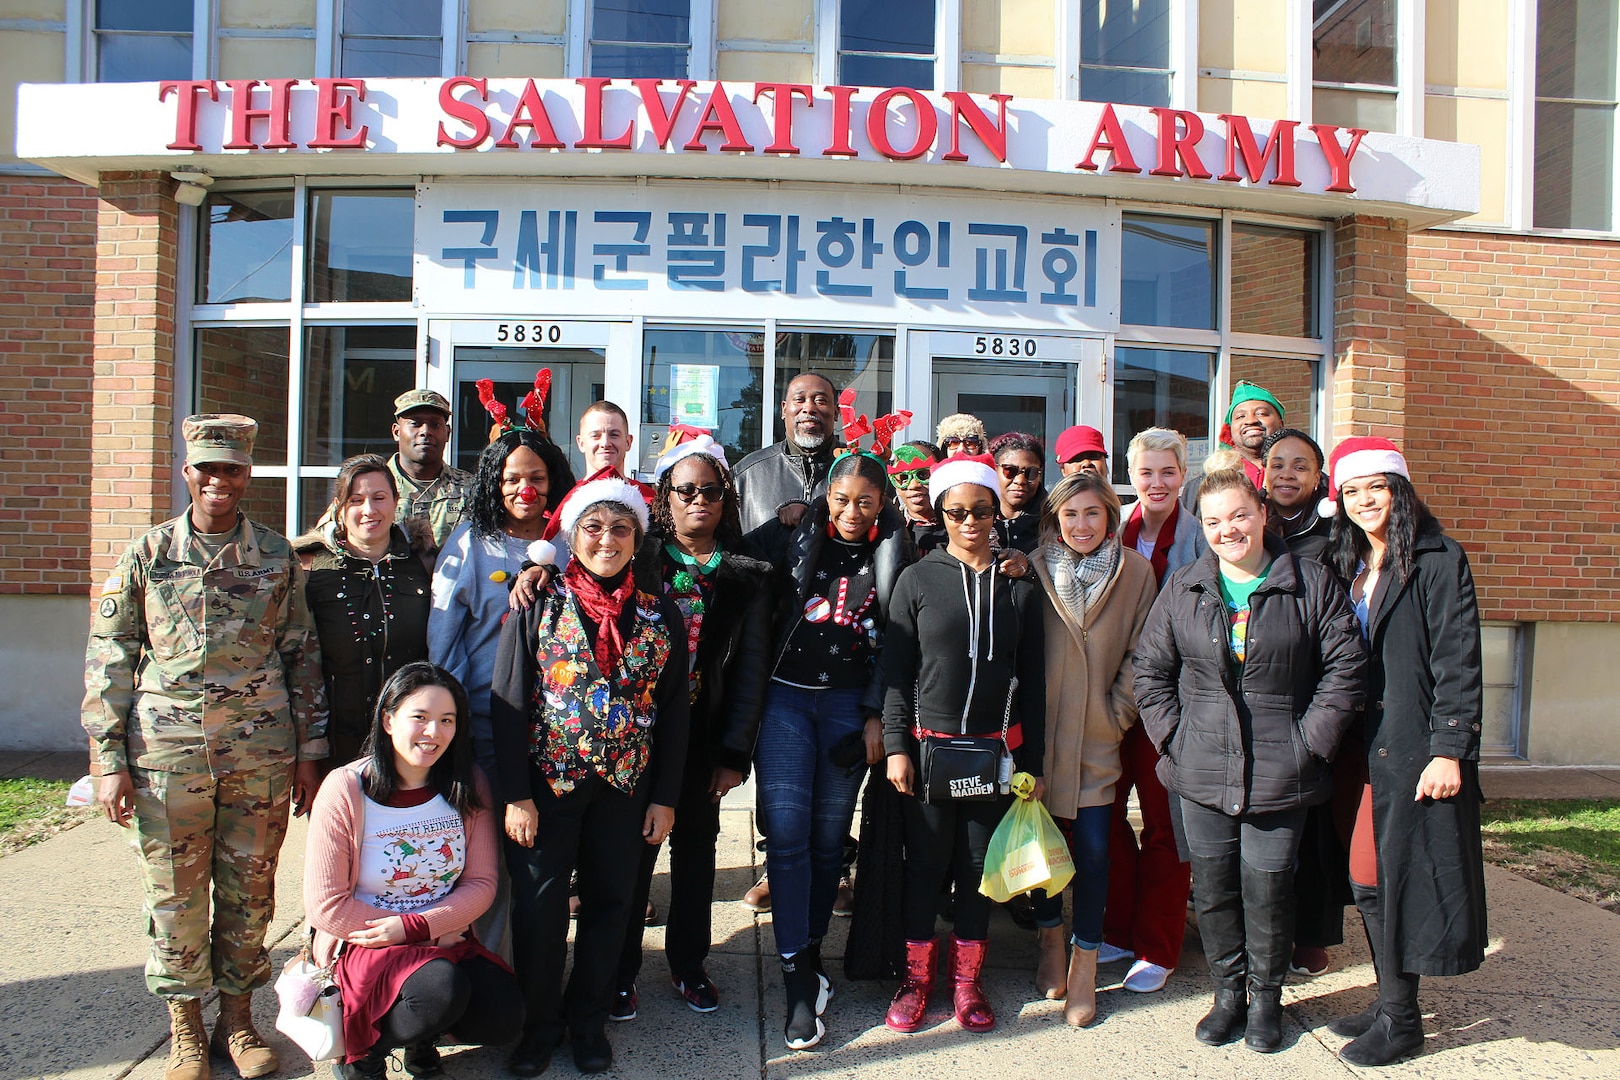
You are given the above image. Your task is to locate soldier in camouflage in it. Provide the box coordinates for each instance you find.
[389,388,474,556]
[83,414,329,1080]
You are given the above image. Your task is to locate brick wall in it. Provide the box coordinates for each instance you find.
[1406,230,1620,622]
[0,176,98,594]
[1332,215,1409,444]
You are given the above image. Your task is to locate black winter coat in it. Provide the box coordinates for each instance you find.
[631,531,776,777]
[732,440,835,534]
[1359,527,1489,976]
[1268,497,1333,565]
[1135,535,1367,816]
[748,500,916,717]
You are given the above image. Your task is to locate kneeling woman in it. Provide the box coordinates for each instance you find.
[882,454,1045,1034]
[1134,453,1365,1053]
[491,480,689,1076]
[305,662,521,1080]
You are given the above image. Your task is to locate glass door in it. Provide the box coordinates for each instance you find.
[917,332,1104,452]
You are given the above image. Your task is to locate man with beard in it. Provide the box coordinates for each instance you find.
[388,389,475,554]
[1182,381,1286,511]
[732,373,840,533]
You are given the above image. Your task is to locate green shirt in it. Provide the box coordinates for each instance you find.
[1218,562,1271,663]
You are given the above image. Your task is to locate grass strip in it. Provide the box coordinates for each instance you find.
[1481,798,1620,912]
[0,778,94,856]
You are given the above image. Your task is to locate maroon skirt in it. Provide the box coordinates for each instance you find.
[335,935,508,1062]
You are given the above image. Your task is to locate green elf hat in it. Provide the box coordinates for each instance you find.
[1219,381,1285,448]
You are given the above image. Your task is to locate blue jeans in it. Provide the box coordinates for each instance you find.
[754,682,867,957]
[1031,804,1113,949]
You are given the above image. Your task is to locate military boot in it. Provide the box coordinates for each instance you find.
[210,991,278,1078]
[166,999,210,1080]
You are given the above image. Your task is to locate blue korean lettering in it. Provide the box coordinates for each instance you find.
[441,210,500,288]
[968,223,1028,303]
[815,216,883,297]
[514,209,578,290]
[667,212,728,291]
[892,219,951,300]
[741,214,805,293]
[592,210,653,291]
[1085,229,1098,307]
[1039,227,1080,307]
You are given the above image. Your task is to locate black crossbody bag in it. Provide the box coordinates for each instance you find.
[915,678,1016,803]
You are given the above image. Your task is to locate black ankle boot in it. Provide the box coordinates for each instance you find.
[1328,1002,1379,1039]
[1339,1009,1425,1066]
[781,953,826,1050]
[1195,988,1248,1045]
[1244,986,1284,1052]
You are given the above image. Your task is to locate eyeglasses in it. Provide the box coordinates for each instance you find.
[999,464,1043,482]
[672,483,726,504]
[891,467,932,488]
[941,435,986,454]
[942,505,996,522]
[577,522,637,539]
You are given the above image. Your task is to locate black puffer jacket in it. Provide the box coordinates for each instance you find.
[749,500,916,716]
[631,531,776,777]
[732,440,835,534]
[1134,534,1367,816]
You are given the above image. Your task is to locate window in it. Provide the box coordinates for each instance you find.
[95,0,193,82]
[1481,623,1527,757]
[590,0,691,78]
[195,326,290,526]
[200,191,295,305]
[1231,355,1318,436]
[1534,0,1619,230]
[308,190,415,303]
[1121,214,1216,329]
[773,331,894,444]
[340,0,443,77]
[840,0,936,89]
[1312,0,1398,133]
[301,326,417,470]
[1081,0,1172,107]
[1230,224,1320,338]
[642,328,765,467]
[1111,348,1213,484]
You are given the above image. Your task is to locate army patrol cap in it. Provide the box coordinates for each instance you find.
[182,414,257,466]
[394,388,453,418]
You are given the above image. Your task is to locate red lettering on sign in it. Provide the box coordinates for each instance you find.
[308,79,368,148]
[223,79,297,150]
[753,83,814,155]
[866,87,936,161]
[684,83,754,152]
[1312,124,1368,193]
[437,77,491,148]
[940,91,1010,163]
[495,80,565,149]
[822,85,859,158]
[1218,115,1301,187]
[160,80,218,151]
[634,79,697,149]
[575,78,634,149]
[1075,103,1141,173]
[1149,108,1211,179]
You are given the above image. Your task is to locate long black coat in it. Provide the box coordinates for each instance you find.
[1361,527,1488,976]
[1135,535,1367,816]
[630,531,776,777]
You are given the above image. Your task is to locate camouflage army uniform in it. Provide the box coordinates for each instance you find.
[83,513,329,999]
[388,453,474,554]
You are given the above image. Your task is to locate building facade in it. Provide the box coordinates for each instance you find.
[2,1,1616,764]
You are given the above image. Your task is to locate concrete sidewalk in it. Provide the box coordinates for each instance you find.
[1,765,1617,1080]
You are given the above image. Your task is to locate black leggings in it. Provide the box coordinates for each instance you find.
[376,955,524,1050]
[900,793,1010,941]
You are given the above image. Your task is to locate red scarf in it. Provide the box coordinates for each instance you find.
[1122,501,1179,588]
[564,560,636,675]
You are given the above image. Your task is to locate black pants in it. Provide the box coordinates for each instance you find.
[618,752,721,987]
[506,768,650,1042]
[900,793,1010,942]
[375,955,523,1051]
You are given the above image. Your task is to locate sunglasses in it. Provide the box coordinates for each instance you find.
[942,505,996,522]
[672,483,726,504]
[999,464,1043,482]
[941,435,986,453]
[891,467,932,488]
[578,522,637,539]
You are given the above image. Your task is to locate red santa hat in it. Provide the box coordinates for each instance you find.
[928,452,1000,506]
[1319,437,1410,518]
[526,466,650,567]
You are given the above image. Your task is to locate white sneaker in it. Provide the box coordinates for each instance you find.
[1123,960,1172,993]
[1097,942,1135,965]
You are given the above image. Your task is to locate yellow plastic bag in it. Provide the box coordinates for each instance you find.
[980,782,1076,903]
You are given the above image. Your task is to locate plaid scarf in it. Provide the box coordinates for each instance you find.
[1044,537,1120,626]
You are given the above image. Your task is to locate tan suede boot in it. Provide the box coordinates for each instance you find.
[1063,946,1099,1027]
[165,999,210,1080]
[1035,926,1068,999]
[210,991,279,1079]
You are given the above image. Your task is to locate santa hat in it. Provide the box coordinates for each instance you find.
[653,430,728,479]
[1319,437,1410,518]
[527,467,650,567]
[928,452,1000,506]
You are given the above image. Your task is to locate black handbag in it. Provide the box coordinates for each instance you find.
[916,675,1018,804]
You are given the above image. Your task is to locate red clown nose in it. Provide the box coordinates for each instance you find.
[517,486,542,505]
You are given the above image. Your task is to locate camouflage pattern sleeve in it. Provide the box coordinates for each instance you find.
[81,545,148,774]
[278,556,331,762]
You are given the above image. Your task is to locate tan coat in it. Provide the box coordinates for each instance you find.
[1033,545,1159,818]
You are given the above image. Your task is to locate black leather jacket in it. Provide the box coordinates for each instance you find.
[732,440,835,534]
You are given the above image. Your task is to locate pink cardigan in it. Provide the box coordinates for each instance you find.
[304,762,499,967]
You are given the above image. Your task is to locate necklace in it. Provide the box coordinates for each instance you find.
[333,557,394,657]
[665,541,722,575]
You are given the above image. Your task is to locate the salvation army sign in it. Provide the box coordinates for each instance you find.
[416,181,1122,330]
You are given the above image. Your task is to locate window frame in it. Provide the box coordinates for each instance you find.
[1480,620,1529,759]
[1304,0,1423,137]
[1072,0,1183,109]
[1520,0,1620,234]
[324,0,456,79]
[83,0,208,83]
[569,0,714,79]
[818,0,957,89]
